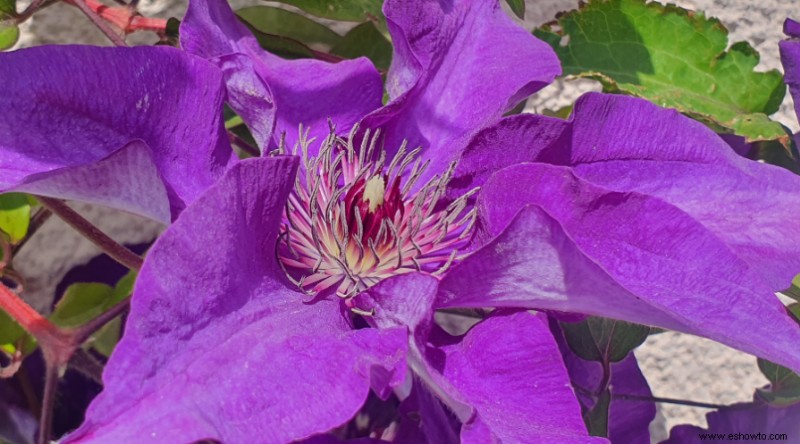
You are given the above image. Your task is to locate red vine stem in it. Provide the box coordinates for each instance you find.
[74,0,167,34]
[67,0,128,46]
[0,281,127,444]
[0,284,54,336]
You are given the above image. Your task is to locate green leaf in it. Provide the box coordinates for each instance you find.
[782,275,800,303]
[49,273,135,355]
[561,317,649,363]
[271,0,383,23]
[237,6,342,48]
[51,273,133,328]
[540,104,574,119]
[0,0,17,18]
[89,271,135,356]
[0,193,31,243]
[0,308,35,356]
[0,309,25,354]
[505,0,525,19]
[244,22,317,59]
[225,114,244,130]
[0,0,15,16]
[331,21,391,70]
[757,359,800,406]
[534,0,786,142]
[113,270,136,301]
[50,283,116,328]
[91,317,121,357]
[0,19,17,51]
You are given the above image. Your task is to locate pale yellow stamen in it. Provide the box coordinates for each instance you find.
[362,176,385,213]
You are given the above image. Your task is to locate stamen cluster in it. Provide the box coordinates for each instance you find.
[276,126,477,299]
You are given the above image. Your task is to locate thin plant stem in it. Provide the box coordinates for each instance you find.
[17,0,48,21]
[72,295,130,344]
[37,197,143,271]
[436,308,488,319]
[573,383,727,410]
[612,393,727,410]
[228,131,261,158]
[69,0,128,46]
[37,362,60,444]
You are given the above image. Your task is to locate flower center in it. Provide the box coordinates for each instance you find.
[276,126,477,299]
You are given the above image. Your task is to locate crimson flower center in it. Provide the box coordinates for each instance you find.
[276,126,477,299]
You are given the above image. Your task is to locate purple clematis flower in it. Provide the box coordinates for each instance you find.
[0,46,234,223]
[63,0,599,441]
[44,0,800,442]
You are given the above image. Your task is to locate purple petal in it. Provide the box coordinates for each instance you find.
[358,276,600,443]
[453,93,800,290]
[0,46,233,223]
[393,380,460,444]
[18,142,169,222]
[718,133,753,157]
[550,319,655,443]
[563,94,800,290]
[663,400,800,444]
[360,0,560,185]
[181,0,383,151]
[785,18,800,39]
[439,164,800,372]
[442,312,603,443]
[64,157,406,443]
[781,23,800,124]
[299,437,388,444]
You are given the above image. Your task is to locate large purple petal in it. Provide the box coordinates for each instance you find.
[453,93,800,290]
[550,319,655,443]
[181,0,383,151]
[358,276,600,443]
[439,163,800,372]
[0,46,233,223]
[443,312,603,443]
[663,399,800,444]
[64,157,407,443]
[360,0,560,185]
[781,19,800,123]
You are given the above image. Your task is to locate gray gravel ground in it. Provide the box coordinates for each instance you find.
[8,0,798,441]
